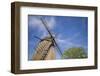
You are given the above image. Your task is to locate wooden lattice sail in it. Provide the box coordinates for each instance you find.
[32,36,56,60]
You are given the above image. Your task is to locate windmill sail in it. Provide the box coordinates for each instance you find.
[40,17,63,56]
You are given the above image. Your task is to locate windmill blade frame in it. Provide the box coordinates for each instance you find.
[34,36,42,41]
[40,17,63,56]
[53,40,63,56]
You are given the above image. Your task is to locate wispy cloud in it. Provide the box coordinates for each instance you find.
[28,16,56,32]
[57,32,80,44]
[56,32,84,51]
[45,17,56,29]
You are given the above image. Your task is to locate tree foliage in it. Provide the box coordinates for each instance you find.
[62,47,87,59]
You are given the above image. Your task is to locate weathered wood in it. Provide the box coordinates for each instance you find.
[32,37,56,60]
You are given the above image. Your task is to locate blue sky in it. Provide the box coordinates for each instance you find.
[28,15,88,60]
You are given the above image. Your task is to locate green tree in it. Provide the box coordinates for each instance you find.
[62,47,87,59]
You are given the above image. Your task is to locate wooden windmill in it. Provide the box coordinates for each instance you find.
[32,17,63,60]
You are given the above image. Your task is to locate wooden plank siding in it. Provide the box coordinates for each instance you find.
[32,37,56,60]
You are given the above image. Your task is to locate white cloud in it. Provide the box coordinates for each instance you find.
[41,32,48,38]
[29,16,56,32]
[56,33,82,50]
[29,16,45,31]
[46,17,56,29]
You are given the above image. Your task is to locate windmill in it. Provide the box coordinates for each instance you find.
[32,17,63,60]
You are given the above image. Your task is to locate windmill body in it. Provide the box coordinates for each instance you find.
[32,37,56,60]
[32,17,62,60]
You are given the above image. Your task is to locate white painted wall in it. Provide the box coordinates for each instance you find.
[0,0,100,76]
